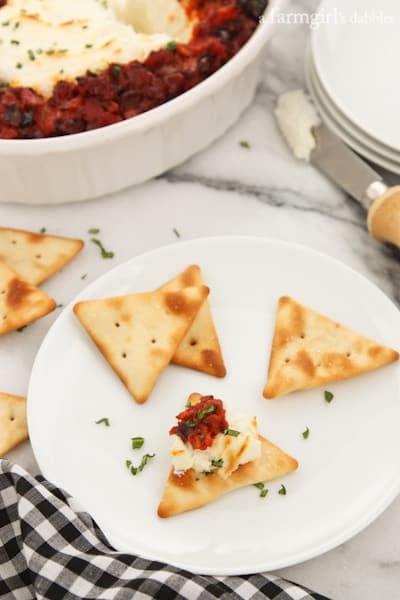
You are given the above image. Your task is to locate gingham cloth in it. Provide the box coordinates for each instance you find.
[0,460,331,600]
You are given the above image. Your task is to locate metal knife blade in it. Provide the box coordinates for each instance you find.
[310,123,387,211]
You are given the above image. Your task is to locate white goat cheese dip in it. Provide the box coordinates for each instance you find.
[0,0,195,98]
[171,406,262,480]
[275,89,321,161]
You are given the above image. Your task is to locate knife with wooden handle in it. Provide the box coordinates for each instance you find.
[275,90,400,248]
[312,124,400,248]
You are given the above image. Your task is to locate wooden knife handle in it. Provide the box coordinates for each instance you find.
[367,185,400,248]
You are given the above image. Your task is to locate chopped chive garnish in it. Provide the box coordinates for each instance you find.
[10,39,20,45]
[39,227,46,233]
[165,40,177,52]
[88,227,100,234]
[131,436,144,450]
[239,140,251,149]
[253,482,268,497]
[126,453,155,476]
[278,484,287,495]
[223,428,240,437]
[14,21,20,29]
[211,458,223,468]
[56,304,64,308]
[302,427,310,439]
[185,419,195,428]
[91,238,114,259]
[324,390,334,403]
[81,274,87,280]
[2,21,10,26]
[172,227,180,238]
[197,404,216,420]
[85,43,93,49]
[95,417,110,426]
[27,49,35,61]
[16,62,23,69]
[111,65,121,77]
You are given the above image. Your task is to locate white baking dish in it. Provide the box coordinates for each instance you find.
[0,0,282,205]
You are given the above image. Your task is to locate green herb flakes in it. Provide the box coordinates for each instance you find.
[166,40,177,52]
[91,238,114,259]
[111,65,121,78]
[211,458,223,468]
[88,227,100,234]
[198,404,216,420]
[126,453,155,476]
[27,49,35,61]
[223,428,240,437]
[95,417,110,426]
[131,437,144,450]
[302,427,310,439]
[39,227,46,234]
[239,140,251,149]
[278,484,287,495]
[253,482,268,498]
[173,227,181,238]
[324,390,334,403]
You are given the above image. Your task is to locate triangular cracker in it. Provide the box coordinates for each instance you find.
[73,285,210,404]
[0,226,84,285]
[158,436,297,518]
[263,296,399,399]
[0,392,29,455]
[0,262,56,335]
[160,265,226,377]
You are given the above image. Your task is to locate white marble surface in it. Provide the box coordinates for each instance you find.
[1,1,400,599]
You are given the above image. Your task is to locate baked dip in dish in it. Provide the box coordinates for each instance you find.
[0,0,281,203]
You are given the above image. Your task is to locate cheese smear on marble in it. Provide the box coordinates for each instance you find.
[171,406,262,479]
[0,0,195,97]
[275,89,321,161]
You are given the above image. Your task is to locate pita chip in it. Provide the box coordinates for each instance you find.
[0,262,56,335]
[0,226,84,285]
[160,265,226,377]
[73,285,210,404]
[263,296,399,399]
[158,393,298,517]
[0,392,29,455]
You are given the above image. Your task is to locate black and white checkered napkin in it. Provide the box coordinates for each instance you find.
[0,459,331,600]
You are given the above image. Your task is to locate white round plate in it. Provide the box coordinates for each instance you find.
[312,0,400,151]
[307,46,400,163]
[305,50,400,175]
[28,237,400,575]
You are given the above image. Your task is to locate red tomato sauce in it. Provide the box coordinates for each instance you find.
[0,0,268,139]
[170,395,228,450]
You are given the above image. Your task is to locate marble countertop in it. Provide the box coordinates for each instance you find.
[1,1,399,599]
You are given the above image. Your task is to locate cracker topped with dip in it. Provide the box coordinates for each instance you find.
[158,393,298,517]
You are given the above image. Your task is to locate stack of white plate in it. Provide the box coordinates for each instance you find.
[306,0,400,175]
